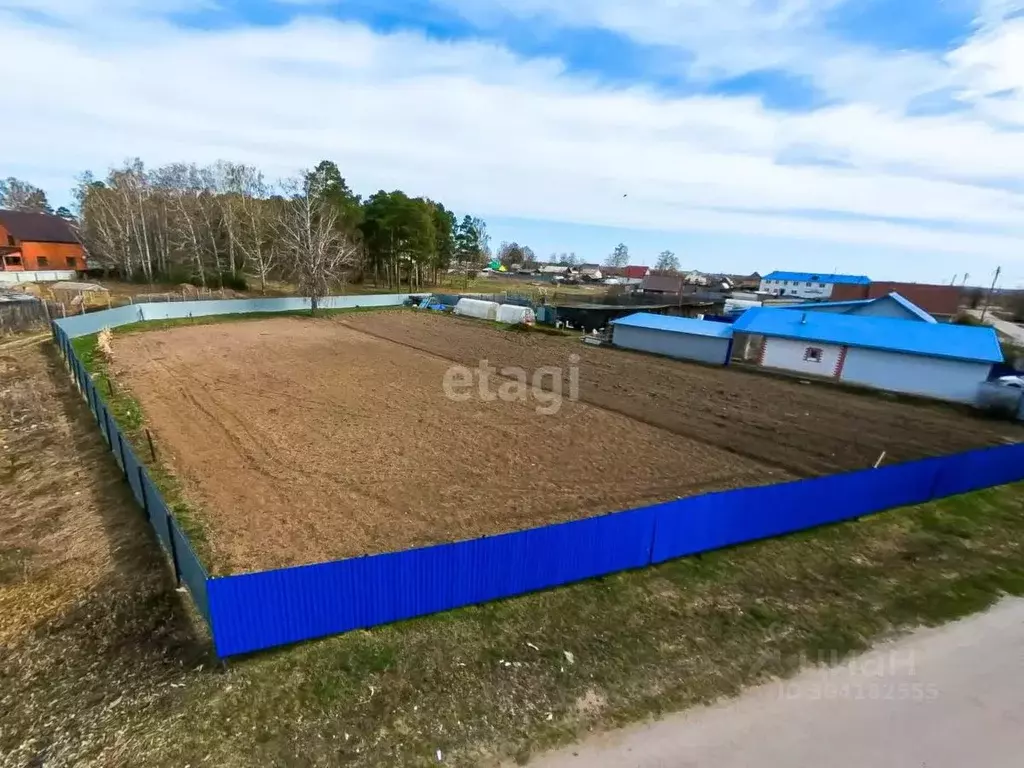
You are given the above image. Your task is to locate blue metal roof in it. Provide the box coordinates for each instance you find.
[790,292,937,324]
[612,312,734,339]
[764,271,870,285]
[732,307,1003,363]
[885,293,938,323]
[798,298,874,309]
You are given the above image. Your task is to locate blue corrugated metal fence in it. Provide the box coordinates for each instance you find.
[52,300,1024,659]
[54,318,211,625]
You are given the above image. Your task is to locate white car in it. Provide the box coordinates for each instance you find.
[996,375,1024,389]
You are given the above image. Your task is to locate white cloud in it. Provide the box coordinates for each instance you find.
[437,0,955,108]
[948,17,1024,125]
[2,3,1024,264]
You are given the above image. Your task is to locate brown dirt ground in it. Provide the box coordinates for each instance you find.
[342,311,1024,476]
[112,319,783,574]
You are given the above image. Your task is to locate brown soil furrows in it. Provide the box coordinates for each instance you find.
[113,318,783,573]
[344,319,801,475]
[341,311,1024,477]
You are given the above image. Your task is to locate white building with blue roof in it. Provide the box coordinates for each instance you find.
[732,307,1003,404]
[760,271,870,300]
[611,313,733,365]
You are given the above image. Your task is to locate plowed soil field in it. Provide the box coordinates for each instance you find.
[113,318,784,573]
[342,310,1024,477]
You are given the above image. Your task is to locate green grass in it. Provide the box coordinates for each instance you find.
[133,480,1024,767]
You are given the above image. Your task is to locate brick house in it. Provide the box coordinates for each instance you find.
[0,210,86,273]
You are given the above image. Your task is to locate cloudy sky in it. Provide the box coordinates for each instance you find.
[3,0,1024,283]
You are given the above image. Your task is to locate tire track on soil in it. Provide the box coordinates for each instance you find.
[339,319,799,480]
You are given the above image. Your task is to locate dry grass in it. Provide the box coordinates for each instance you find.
[0,343,208,767]
[96,328,114,362]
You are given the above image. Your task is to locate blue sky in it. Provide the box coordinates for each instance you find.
[3,0,1024,285]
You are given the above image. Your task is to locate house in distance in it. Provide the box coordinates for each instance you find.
[0,210,87,283]
[759,271,870,300]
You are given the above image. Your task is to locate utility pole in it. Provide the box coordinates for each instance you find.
[980,267,1001,323]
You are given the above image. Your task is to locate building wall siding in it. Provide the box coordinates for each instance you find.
[868,282,961,317]
[829,283,872,302]
[0,223,22,271]
[19,241,85,271]
[760,337,845,377]
[759,279,835,299]
[830,282,961,316]
[841,348,990,404]
[613,325,730,365]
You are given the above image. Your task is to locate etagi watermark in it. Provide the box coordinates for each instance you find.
[755,648,940,703]
[442,355,580,415]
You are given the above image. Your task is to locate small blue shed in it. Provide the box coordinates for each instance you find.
[611,313,733,365]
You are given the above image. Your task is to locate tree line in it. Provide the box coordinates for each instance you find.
[2,161,492,307]
[4,168,691,298]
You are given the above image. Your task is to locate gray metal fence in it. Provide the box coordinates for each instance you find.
[0,299,60,334]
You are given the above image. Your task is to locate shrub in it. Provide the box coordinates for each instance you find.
[216,271,249,292]
[952,312,981,326]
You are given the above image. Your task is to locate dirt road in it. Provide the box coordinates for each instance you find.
[527,597,1024,768]
[970,309,1024,346]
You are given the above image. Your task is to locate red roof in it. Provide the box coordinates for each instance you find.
[623,265,650,279]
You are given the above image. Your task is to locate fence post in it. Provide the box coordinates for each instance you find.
[86,379,97,422]
[115,429,128,480]
[166,514,182,585]
[102,407,114,450]
[137,465,151,523]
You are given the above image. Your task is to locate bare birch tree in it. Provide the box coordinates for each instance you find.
[279,169,359,313]
[225,165,278,293]
[66,156,474,292]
